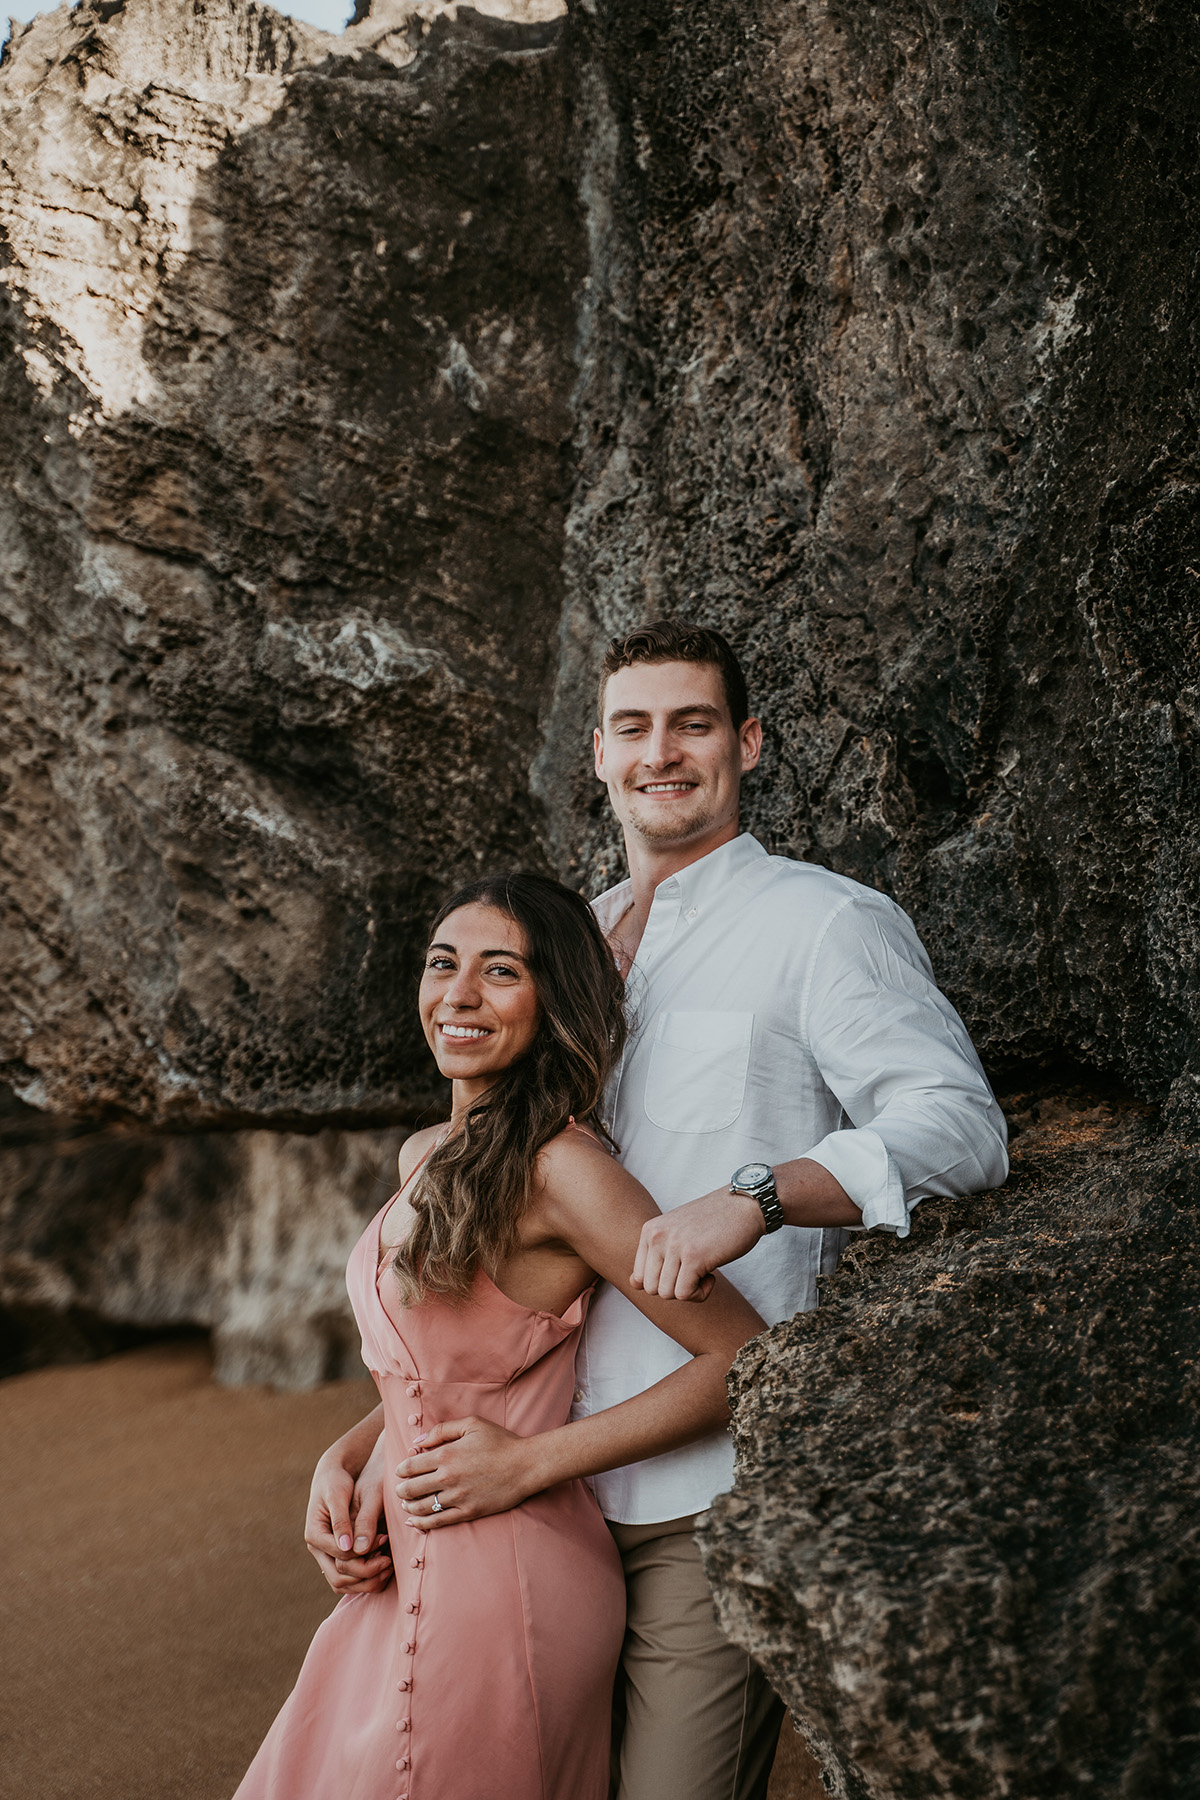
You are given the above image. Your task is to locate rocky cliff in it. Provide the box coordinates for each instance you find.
[1,2,1198,1790]
[543,0,1200,1108]
[0,0,580,1129]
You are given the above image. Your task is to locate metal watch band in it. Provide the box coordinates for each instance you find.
[752,1184,786,1233]
[729,1164,786,1234]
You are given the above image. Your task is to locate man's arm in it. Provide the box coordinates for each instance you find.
[632,891,1008,1300]
[632,1157,861,1301]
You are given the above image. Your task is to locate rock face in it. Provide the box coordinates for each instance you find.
[701,1093,1200,1800]
[543,0,1200,1103]
[0,1089,406,1385]
[3,0,1199,1114]
[0,0,580,1127]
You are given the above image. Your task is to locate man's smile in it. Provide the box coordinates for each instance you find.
[635,780,699,795]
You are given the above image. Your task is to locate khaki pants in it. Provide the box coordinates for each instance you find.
[609,1514,785,1800]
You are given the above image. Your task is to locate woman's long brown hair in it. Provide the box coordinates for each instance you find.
[390,872,627,1306]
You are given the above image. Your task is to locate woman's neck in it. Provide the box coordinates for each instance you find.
[449,1073,501,1123]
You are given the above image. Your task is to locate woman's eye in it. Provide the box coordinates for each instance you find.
[426,956,454,972]
[487,963,519,979]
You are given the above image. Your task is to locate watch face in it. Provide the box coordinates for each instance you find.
[733,1163,772,1187]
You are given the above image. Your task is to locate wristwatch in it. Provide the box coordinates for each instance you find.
[729,1162,785,1234]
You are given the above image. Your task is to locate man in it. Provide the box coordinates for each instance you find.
[306,620,1008,1800]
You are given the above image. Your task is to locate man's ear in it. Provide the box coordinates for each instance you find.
[593,724,606,781]
[739,717,763,773]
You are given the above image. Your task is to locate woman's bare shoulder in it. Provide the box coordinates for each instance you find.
[397,1122,448,1181]
[540,1120,616,1165]
[535,1124,651,1220]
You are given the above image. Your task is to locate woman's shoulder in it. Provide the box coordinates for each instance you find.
[535,1119,617,1191]
[397,1122,448,1181]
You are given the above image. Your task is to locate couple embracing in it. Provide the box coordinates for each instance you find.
[234,620,1007,1800]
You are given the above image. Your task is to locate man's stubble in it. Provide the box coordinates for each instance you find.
[619,782,724,851]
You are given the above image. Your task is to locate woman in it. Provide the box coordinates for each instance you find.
[234,872,763,1800]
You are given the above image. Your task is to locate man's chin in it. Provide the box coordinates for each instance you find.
[625,800,718,846]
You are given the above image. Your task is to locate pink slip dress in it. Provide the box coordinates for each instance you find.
[232,1190,625,1800]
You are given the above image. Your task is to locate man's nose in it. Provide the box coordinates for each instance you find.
[643,725,681,768]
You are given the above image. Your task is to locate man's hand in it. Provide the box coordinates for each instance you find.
[395,1417,540,1531]
[632,1161,862,1299]
[305,1434,394,1596]
[631,1188,763,1301]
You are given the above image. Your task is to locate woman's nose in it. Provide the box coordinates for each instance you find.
[444,969,481,1007]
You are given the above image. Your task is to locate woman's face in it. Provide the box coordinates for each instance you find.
[419,903,542,1092]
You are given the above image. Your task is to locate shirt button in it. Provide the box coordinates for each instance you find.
[686,906,698,920]
[572,1388,584,1403]
[397,1719,411,1732]
[401,1641,412,1653]
[398,1679,410,1691]
[406,1384,419,1397]
[410,1556,421,1568]
[408,1413,421,1425]
[406,1600,419,1613]
[397,1757,409,1770]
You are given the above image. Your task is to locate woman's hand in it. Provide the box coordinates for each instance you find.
[305,1434,394,1594]
[395,1418,541,1531]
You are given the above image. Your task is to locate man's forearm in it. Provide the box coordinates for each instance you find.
[632,1157,863,1300]
[772,1156,863,1228]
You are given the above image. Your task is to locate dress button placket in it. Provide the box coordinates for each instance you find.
[393,1372,424,1798]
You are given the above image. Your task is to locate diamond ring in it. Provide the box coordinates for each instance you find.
[430,1493,444,1513]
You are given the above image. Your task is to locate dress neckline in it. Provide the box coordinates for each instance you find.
[376,1134,442,1274]
[375,1117,604,1293]
[373,1206,594,1325]
[373,1120,600,1321]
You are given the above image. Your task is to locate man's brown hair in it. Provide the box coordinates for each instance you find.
[597,619,750,728]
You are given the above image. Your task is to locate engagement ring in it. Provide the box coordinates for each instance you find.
[430,1494,444,1513]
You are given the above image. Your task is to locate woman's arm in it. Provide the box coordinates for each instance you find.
[394,1133,765,1529]
[304,1404,394,1592]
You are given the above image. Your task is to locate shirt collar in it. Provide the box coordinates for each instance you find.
[591,831,767,925]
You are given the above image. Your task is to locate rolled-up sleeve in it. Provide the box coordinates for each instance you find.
[799,894,1008,1235]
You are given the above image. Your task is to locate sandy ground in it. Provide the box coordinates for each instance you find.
[0,1340,823,1800]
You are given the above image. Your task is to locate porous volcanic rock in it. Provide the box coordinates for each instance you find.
[701,1096,1200,1800]
[541,0,1200,1102]
[0,0,581,1127]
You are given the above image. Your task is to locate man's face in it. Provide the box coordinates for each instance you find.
[594,659,762,851]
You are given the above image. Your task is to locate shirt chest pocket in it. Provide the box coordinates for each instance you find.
[642,1011,754,1134]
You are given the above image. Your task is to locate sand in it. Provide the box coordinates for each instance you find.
[0,1340,821,1800]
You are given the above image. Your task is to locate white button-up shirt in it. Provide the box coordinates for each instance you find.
[574,832,1008,1523]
